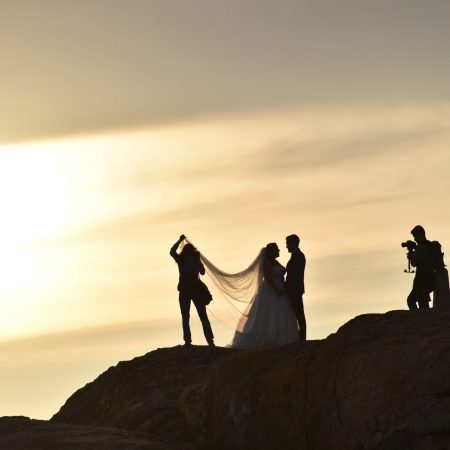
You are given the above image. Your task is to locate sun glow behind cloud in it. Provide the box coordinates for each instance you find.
[0,147,76,334]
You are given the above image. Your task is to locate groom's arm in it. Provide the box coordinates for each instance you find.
[299,252,306,279]
[298,252,306,293]
[288,253,306,293]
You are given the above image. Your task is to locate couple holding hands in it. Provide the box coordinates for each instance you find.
[170,234,306,348]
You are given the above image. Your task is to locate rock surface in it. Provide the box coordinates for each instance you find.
[5,310,450,449]
[53,345,232,444]
[0,416,181,450]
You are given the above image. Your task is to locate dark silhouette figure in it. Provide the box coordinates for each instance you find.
[430,241,450,309]
[285,234,307,341]
[263,243,285,295]
[406,225,434,309]
[170,235,214,346]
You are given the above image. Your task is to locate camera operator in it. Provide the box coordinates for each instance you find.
[406,225,434,309]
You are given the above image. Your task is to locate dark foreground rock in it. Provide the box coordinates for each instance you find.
[5,310,450,449]
[53,345,232,444]
[0,416,183,450]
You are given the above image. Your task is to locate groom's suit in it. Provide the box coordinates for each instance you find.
[285,248,306,340]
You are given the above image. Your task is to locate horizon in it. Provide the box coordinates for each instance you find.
[1,1,450,420]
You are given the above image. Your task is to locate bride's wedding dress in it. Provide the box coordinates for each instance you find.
[188,240,299,349]
[231,262,299,348]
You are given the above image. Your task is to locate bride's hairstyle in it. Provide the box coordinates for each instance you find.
[265,243,278,259]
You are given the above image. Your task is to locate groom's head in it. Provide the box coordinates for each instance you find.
[286,234,300,253]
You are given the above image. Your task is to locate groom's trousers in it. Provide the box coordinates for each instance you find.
[179,292,214,344]
[287,292,307,341]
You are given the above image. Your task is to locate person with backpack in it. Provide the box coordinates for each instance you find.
[406,225,434,309]
[429,240,450,309]
[170,235,215,347]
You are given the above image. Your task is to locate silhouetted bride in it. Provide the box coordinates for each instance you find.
[198,242,299,348]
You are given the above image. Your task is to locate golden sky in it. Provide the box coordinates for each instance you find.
[0,1,449,419]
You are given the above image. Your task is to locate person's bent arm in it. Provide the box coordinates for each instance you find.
[170,234,186,261]
[409,252,417,267]
[199,258,206,275]
[409,247,422,268]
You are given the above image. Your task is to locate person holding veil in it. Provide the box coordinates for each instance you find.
[170,235,215,347]
[200,242,299,349]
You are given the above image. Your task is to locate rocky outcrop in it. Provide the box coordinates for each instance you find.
[6,310,450,449]
[0,416,182,450]
[52,346,232,444]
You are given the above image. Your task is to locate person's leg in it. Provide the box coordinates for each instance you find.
[193,300,214,344]
[407,289,419,310]
[418,292,431,309]
[297,296,307,341]
[288,293,307,341]
[179,292,192,344]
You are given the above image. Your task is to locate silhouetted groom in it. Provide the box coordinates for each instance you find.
[285,234,307,341]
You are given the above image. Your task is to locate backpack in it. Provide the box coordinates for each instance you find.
[429,241,446,271]
[192,279,213,305]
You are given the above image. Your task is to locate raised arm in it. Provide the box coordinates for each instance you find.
[170,234,186,262]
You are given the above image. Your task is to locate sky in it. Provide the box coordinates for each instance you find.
[0,0,449,419]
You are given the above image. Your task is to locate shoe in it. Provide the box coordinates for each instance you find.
[207,340,215,347]
[183,342,192,347]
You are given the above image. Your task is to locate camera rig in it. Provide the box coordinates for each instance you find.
[401,240,416,273]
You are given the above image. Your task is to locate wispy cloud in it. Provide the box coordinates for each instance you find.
[2,2,450,143]
[262,124,447,173]
[30,104,450,254]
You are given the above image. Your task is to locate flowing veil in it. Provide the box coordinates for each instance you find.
[186,239,266,333]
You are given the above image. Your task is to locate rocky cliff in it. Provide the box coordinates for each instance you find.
[3,310,450,450]
[0,416,179,450]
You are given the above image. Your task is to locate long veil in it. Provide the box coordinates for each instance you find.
[187,239,265,333]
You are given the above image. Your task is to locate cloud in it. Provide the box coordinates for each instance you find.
[28,103,450,255]
[0,318,174,351]
[259,111,450,174]
[1,1,450,143]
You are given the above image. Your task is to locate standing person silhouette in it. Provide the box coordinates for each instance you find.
[285,234,307,341]
[170,235,215,346]
[407,225,434,309]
